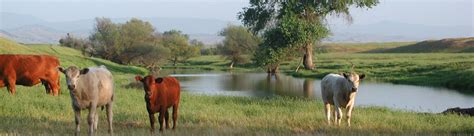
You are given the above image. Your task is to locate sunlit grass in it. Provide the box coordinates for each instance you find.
[0,86,473,135]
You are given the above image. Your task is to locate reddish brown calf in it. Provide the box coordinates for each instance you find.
[135,75,180,133]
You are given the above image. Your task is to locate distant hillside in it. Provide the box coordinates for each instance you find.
[0,38,147,75]
[0,13,230,44]
[1,12,473,44]
[328,21,473,42]
[371,37,474,53]
[316,42,414,53]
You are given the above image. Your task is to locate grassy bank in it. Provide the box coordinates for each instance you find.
[1,87,473,135]
[163,55,259,72]
[288,53,474,94]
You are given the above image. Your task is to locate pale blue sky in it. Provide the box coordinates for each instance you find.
[1,0,473,27]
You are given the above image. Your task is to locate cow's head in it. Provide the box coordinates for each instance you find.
[342,72,365,92]
[135,75,163,95]
[58,66,89,90]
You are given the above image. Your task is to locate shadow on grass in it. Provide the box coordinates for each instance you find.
[88,58,146,75]
[0,115,151,135]
[186,61,215,66]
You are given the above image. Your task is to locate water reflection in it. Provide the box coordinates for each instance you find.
[168,71,474,112]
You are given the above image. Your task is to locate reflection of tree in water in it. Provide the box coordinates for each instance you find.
[256,73,303,97]
[303,79,314,98]
[221,73,253,91]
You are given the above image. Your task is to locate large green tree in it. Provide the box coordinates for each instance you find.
[161,30,200,66]
[118,18,155,64]
[218,25,260,68]
[89,17,120,60]
[239,0,379,71]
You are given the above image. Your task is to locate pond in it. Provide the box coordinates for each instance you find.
[163,71,474,113]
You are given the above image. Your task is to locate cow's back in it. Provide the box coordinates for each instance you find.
[321,74,345,105]
[94,67,114,105]
[163,77,181,103]
[75,66,114,108]
[154,77,180,108]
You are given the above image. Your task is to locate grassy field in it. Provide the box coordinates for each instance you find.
[1,89,473,135]
[1,38,473,135]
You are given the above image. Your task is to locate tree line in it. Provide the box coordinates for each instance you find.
[61,0,379,73]
[60,17,201,69]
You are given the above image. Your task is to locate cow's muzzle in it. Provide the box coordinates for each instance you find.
[351,87,357,92]
[68,85,76,90]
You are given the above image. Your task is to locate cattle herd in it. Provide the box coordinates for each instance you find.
[0,54,367,135]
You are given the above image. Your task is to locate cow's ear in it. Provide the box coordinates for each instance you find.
[155,78,163,83]
[80,68,89,75]
[359,74,365,80]
[135,76,143,82]
[58,67,65,73]
[343,73,349,79]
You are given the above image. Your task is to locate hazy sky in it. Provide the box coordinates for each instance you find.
[1,0,473,27]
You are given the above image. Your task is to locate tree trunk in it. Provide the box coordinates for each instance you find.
[303,43,315,70]
[266,64,279,74]
[229,61,235,69]
[173,57,178,66]
[295,56,304,72]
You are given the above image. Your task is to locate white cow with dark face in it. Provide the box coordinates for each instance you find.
[321,73,365,126]
[59,65,114,135]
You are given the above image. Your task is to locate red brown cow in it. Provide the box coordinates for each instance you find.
[0,54,61,96]
[135,75,180,133]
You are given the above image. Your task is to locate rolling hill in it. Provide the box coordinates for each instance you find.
[316,37,474,53]
[0,37,147,75]
[370,37,474,53]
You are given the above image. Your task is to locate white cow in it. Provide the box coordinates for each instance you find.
[59,65,114,135]
[321,73,365,126]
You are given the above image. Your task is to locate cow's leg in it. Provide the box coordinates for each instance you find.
[335,106,342,126]
[346,104,354,127]
[106,103,113,134]
[45,77,60,96]
[74,110,81,136]
[93,112,99,131]
[50,78,60,96]
[333,100,342,126]
[56,75,61,95]
[164,110,170,129]
[324,102,331,125]
[88,104,97,136]
[172,104,179,130]
[158,108,165,132]
[6,78,16,95]
[148,113,156,133]
[41,80,51,94]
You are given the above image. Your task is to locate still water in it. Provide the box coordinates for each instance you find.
[166,71,473,113]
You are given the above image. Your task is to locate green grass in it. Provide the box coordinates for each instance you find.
[0,88,473,135]
[163,55,259,72]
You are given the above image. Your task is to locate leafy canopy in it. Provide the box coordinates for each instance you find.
[239,0,379,68]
